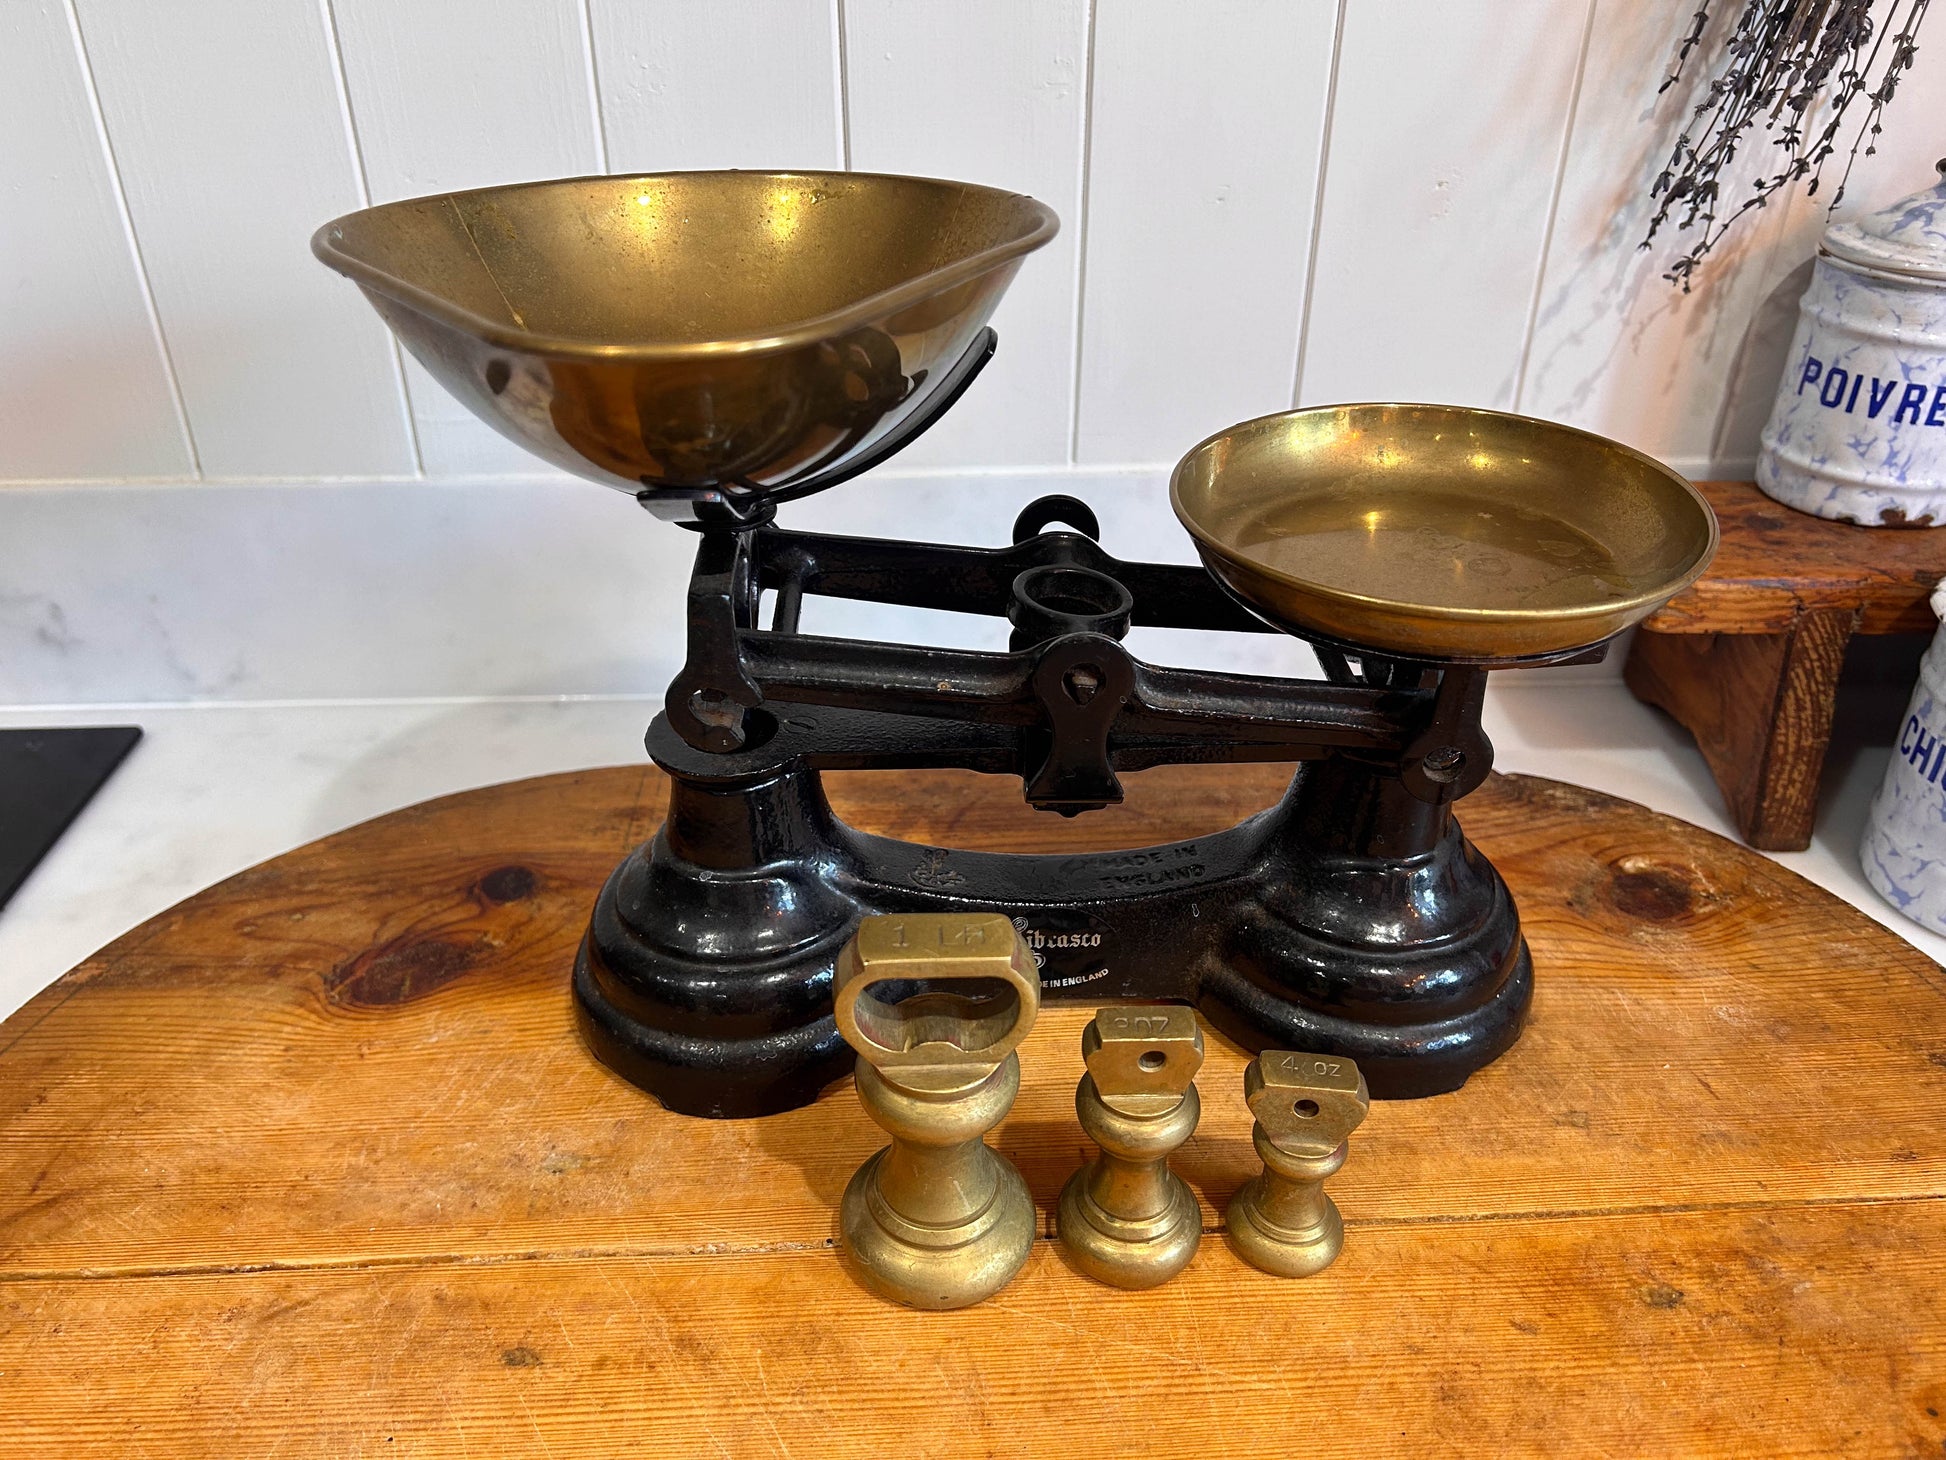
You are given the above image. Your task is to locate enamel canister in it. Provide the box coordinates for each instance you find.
[1758,166,1946,526]
[1863,578,1946,931]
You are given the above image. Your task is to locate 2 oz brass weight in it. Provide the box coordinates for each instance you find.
[1056,1005,1204,1288]
[1226,1049,1369,1277]
[833,912,1041,1309]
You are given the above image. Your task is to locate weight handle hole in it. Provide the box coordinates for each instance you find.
[1294,1098,1320,1118]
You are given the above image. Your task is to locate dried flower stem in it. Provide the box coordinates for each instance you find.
[1644,0,1931,289]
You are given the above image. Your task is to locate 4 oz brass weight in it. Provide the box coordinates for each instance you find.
[833,912,1041,1310]
[1226,1049,1369,1277]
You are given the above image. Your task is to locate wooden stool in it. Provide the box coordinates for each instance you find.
[1626,479,1946,850]
[2,764,1942,1454]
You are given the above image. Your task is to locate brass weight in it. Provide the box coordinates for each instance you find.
[1225,1050,1369,1278]
[833,912,1040,1309]
[1056,1006,1204,1288]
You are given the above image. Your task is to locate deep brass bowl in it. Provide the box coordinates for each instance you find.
[1171,404,1717,662]
[314,172,1057,513]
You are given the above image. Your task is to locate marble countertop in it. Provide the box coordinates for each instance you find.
[1,682,1939,1022]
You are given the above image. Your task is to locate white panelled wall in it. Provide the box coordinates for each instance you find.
[6,0,1946,705]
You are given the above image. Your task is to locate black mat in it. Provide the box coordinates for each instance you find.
[0,726,141,912]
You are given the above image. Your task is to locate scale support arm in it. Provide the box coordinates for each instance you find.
[664,498,1497,811]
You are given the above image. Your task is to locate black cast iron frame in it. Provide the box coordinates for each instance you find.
[573,329,1584,1118]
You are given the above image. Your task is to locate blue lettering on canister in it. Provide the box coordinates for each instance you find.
[1895,382,1930,425]
[1910,722,1938,772]
[1798,361,1946,427]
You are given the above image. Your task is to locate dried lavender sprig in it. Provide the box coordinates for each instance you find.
[1642,0,1930,289]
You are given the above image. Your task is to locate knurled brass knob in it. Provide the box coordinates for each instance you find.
[1056,1005,1204,1288]
[833,911,1040,1310]
[1225,1050,1368,1278]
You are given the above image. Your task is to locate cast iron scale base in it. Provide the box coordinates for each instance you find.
[573,337,1553,1117]
[568,517,1541,1121]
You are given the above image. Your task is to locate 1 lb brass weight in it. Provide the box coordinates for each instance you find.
[1226,1050,1369,1277]
[833,912,1040,1309]
[1056,1005,1204,1288]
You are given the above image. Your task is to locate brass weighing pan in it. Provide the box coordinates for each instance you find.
[1171,404,1717,662]
[314,171,1057,513]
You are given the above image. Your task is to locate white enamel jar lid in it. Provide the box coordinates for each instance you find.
[1823,161,1946,281]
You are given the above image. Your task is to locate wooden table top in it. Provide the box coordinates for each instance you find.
[1644,479,1946,636]
[2,763,1944,1456]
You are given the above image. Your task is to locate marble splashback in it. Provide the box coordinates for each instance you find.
[3,466,1365,705]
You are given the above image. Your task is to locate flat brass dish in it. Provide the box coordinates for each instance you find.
[1171,404,1717,661]
[313,171,1056,510]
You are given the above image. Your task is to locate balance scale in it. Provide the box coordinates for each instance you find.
[314,171,1716,1118]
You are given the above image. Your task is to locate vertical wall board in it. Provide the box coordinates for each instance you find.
[591,0,843,172]
[332,0,602,477]
[844,0,1089,472]
[1074,0,1337,466]
[332,0,597,201]
[73,0,414,479]
[1521,1,1802,472]
[1298,0,1591,411]
[0,2,190,481]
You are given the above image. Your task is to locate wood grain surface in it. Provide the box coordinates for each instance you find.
[1626,604,1860,850]
[1627,479,1946,850]
[3,763,1944,1456]
[1642,479,1946,637]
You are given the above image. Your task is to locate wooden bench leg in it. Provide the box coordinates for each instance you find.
[1624,607,1859,852]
